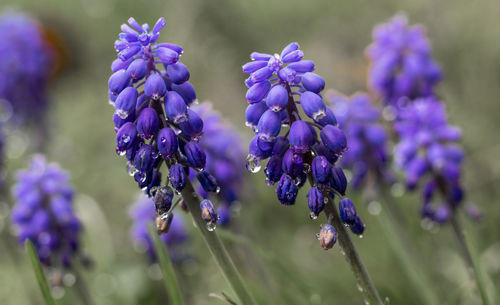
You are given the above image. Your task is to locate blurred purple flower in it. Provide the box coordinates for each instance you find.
[328,92,393,188]
[0,13,54,125]
[130,194,188,261]
[11,155,81,267]
[367,15,441,108]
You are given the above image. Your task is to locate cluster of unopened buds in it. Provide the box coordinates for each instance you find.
[242,43,365,248]
[108,17,220,232]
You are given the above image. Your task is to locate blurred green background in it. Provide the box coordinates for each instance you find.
[0,0,499,304]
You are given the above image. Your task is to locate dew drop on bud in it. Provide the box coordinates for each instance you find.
[215,186,221,194]
[246,157,261,173]
[312,110,326,121]
[358,234,363,239]
[357,283,363,292]
[309,211,318,220]
[206,221,216,232]
[116,109,129,119]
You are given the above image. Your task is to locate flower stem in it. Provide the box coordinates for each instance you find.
[180,181,256,305]
[323,196,384,305]
[375,188,440,305]
[73,268,96,305]
[450,213,491,305]
[25,240,56,305]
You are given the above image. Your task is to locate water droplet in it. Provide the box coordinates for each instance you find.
[246,156,261,173]
[172,126,182,135]
[116,109,129,119]
[174,189,181,196]
[315,233,320,240]
[358,235,364,239]
[323,197,328,204]
[303,163,311,173]
[344,223,350,228]
[390,183,405,197]
[206,221,216,231]
[192,99,199,105]
[339,248,346,256]
[116,148,126,156]
[312,110,326,121]
[215,186,221,194]
[128,164,138,176]
[309,211,318,220]
[364,299,370,305]
[357,283,364,292]
[160,137,167,143]
[367,201,382,215]
[294,175,303,186]
[265,178,275,186]
[148,186,159,197]
[63,272,76,287]
[122,135,131,143]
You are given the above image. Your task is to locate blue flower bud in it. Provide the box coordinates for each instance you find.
[157,127,178,158]
[315,107,337,126]
[320,125,347,155]
[276,174,298,205]
[196,170,218,193]
[179,109,203,139]
[171,81,197,105]
[441,162,460,183]
[280,42,299,58]
[184,141,206,169]
[264,155,283,185]
[257,137,274,152]
[330,167,347,196]
[339,198,357,226]
[118,45,141,61]
[257,110,281,142]
[308,187,325,217]
[302,72,325,93]
[114,86,138,119]
[111,57,134,72]
[289,120,313,153]
[109,70,130,95]
[153,186,174,214]
[157,46,179,65]
[272,136,289,155]
[313,143,339,164]
[287,60,315,73]
[250,52,272,61]
[137,108,159,139]
[134,144,156,173]
[266,85,288,112]
[114,112,132,130]
[157,43,183,54]
[278,67,297,83]
[200,199,217,223]
[300,91,326,121]
[349,216,365,235]
[116,122,137,152]
[245,101,267,129]
[282,50,304,63]
[165,91,188,123]
[166,62,190,84]
[126,138,143,162]
[147,171,162,196]
[169,164,186,192]
[248,136,272,160]
[312,156,331,184]
[433,204,450,223]
[145,73,166,100]
[126,59,147,82]
[319,224,337,250]
[242,61,268,74]
[246,81,271,104]
[251,67,274,83]
[282,149,304,178]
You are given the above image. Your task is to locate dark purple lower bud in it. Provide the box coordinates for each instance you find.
[179,109,204,139]
[184,141,206,169]
[265,155,283,185]
[271,136,289,156]
[134,144,156,173]
[319,224,337,250]
[433,204,451,223]
[134,170,153,189]
[169,164,187,192]
[154,187,174,214]
[307,187,325,217]
[330,167,347,196]
[157,127,178,158]
[339,198,357,226]
[147,171,162,197]
[245,101,267,129]
[349,216,365,235]
[282,149,304,178]
[196,170,218,193]
[137,108,159,139]
[313,143,339,164]
[165,91,188,124]
[320,125,347,156]
[276,174,298,205]
[116,122,137,151]
[312,156,331,184]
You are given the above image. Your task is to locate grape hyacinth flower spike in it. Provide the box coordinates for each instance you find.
[366,14,441,109]
[109,17,255,305]
[130,194,188,261]
[242,42,383,305]
[11,155,86,270]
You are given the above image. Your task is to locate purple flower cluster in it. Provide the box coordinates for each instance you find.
[189,103,245,226]
[328,92,393,188]
[367,15,441,107]
[130,194,188,261]
[0,13,54,125]
[394,98,464,223]
[242,43,364,245]
[11,155,81,266]
[109,18,220,229]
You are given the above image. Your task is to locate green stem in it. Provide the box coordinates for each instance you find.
[375,189,440,305]
[25,240,56,305]
[180,181,256,305]
[450,213,491,305]
[73,267,96,305]
[148,225,185,305]
[323,196,384,305]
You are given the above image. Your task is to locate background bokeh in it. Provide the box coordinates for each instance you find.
[0,0,499,304]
